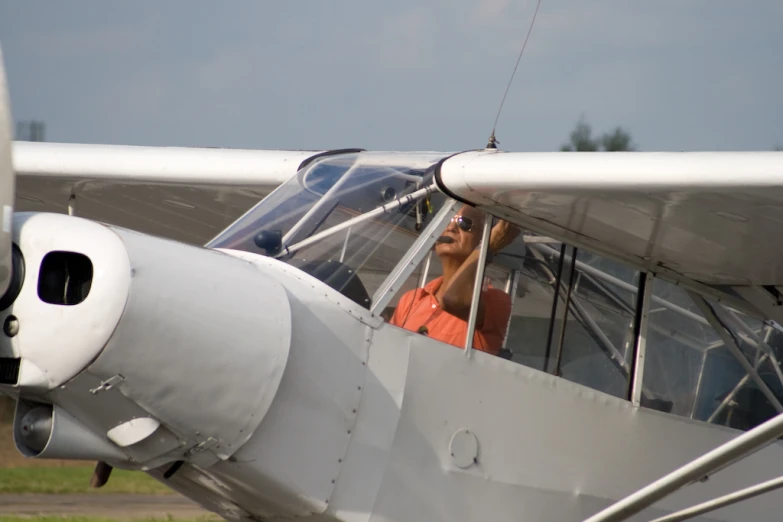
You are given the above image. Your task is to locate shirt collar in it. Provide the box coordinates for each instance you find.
[422,276,443,296]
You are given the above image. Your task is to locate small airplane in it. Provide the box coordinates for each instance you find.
[3,45,783,522]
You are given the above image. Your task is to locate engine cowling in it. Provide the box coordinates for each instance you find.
[3,212,292,468]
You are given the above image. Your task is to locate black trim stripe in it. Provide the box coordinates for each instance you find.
[433,150,482,206]
[297,148,366,172]
[626,272,649,401]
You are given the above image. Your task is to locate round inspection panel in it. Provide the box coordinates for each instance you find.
[449,429,478,469]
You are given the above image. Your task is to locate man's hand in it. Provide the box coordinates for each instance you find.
[488,219,520,253]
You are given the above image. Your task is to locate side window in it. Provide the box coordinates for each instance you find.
[383,206,516,353]
[641,279,716,417]
[642,278,783,430]
[379,201,474,349]
[724,320,783,430]
[378,205,783,434]
[555,250,639,399]
[483,233,640,399]
[480,235,560,371]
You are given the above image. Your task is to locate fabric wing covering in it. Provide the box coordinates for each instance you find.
[13,141,321,245]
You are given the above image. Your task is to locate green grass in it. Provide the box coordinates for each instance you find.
[0,397,13,423]
[0,518,216,522]
[0,467,173,495]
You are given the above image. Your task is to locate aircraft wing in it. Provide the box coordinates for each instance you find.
[13,141,321,245]
[438,150,783,318]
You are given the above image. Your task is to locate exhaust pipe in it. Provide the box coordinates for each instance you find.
[13,400,127,462]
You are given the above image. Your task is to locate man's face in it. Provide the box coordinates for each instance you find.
[435,206,484,261]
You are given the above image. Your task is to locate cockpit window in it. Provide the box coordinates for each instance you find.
[208,152,450,309]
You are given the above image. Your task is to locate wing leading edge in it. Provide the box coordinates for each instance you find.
[438,149,783,325]
[14,141,322,244]
[20,144,783,319]
[439,150,783,287]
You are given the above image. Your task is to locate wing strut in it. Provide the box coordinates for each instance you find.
[581,410,783,522]
[648,475,783,522]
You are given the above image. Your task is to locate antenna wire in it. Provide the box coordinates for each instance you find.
[488,0,543,148]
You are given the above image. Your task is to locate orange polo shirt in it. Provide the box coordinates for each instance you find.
[389,277,512,355]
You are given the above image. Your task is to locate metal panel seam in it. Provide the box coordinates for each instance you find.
[364,334,416,519]
[216,249,383,328]
[326,324,374,507]
[63,222,134,389]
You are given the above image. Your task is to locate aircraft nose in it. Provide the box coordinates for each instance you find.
[0,212,132,392]
[2,212,292,467]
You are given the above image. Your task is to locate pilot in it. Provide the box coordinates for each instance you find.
[389,206,518,355]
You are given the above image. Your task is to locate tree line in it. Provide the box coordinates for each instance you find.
[559,118,636,152]
[559,119,782,152]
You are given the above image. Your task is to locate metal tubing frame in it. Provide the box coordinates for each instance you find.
[492,206,763,318]
[689,350,709,419]
[549,257,634,376]
[369,199,457,314]
[568,290,629,373]
[520,243,778,409]
[542,243,567,372]
[648,475,783,522]
[629,272,652,405]
[580,267,717,356]
[552,247,578,375]
[763,323,773,353]
[581,271,636,315]
[689,292,783,413]
[519,234,559,244]
[505,245,610,370]
[339,227,352,262]
[701,325,765,354]
[726,310,783,387]
[282,184,436,259]
[503,269,516,294]
[563,294,661,404]
[501,270,520,350]
[523,244,654,396]
[464,215,493,356]
[529,244,624,375]
[279,159,422,249]
[280,161,359,247]
[417,250,433,288]
[706,353,771,424]
[582,410,783,522]
[532,243,709,327]
[702,325,775,423]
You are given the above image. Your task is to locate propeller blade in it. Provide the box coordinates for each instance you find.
[0,47,15,298]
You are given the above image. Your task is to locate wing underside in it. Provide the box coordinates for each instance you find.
[14,141,321,244]
[438,150,783,323]
[18,143,783,320]
[439,150,783,287]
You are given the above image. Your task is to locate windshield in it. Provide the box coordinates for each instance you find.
[208,152,450,309]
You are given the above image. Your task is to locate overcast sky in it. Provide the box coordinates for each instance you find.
[1,1,781,152]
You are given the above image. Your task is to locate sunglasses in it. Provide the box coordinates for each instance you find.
[451,215,474,232]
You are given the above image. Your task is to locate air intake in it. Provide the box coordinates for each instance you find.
[0,357,20,385]
[38,252,93,305]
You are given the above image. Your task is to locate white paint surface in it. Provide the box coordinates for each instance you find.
[8,212,132,389]
[12,141,318,186]
[107,417,161,447]
[439,150,783,285]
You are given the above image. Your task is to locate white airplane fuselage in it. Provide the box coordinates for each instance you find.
[3,212,783,522]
